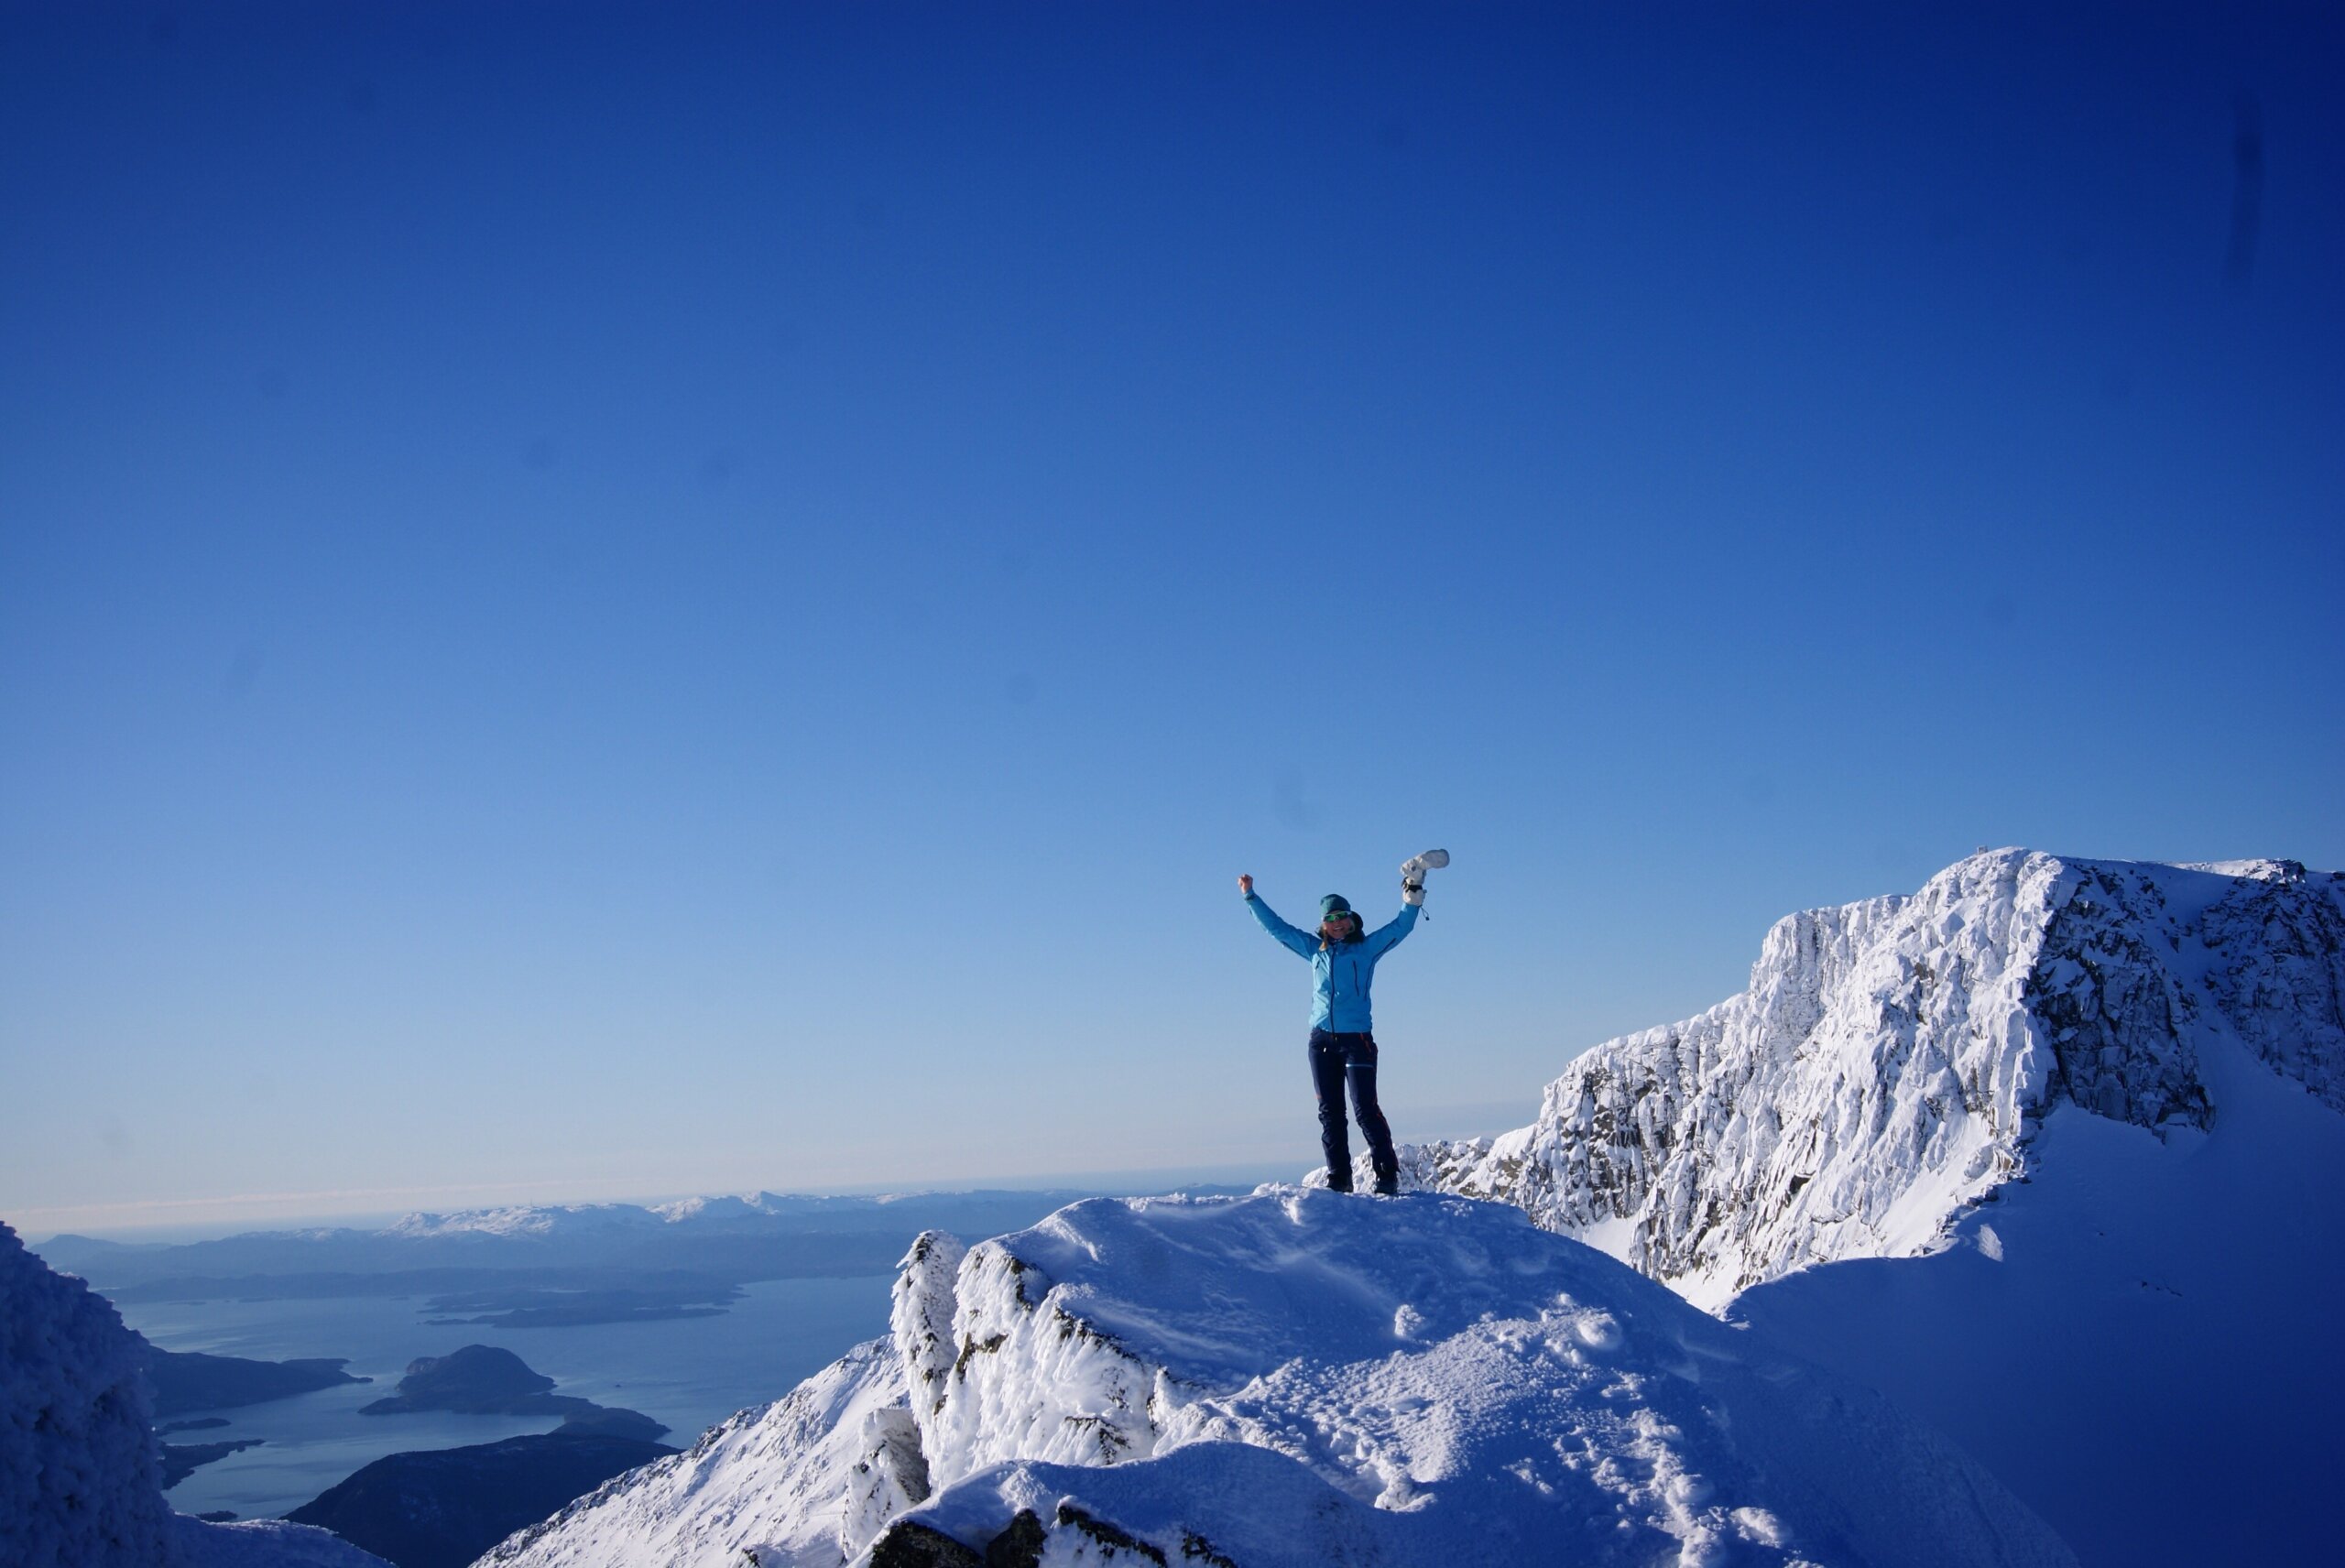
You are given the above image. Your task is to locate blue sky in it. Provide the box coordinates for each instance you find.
[5,3,2340,1235]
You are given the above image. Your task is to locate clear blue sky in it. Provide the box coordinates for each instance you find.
[5,2,2340,1235]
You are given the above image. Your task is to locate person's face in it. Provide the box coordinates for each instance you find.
[1322,913,1357,940]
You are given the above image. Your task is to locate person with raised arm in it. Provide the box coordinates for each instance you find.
[1238,852,1446,1196]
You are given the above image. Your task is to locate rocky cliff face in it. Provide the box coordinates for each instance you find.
[1387,851,2345,1309]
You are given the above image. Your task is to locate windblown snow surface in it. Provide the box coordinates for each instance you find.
[484,1191,2071,1568]
[1387,850,2345,1564]
[0,1221,390,1568]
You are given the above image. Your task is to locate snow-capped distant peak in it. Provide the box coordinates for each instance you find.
[648,1193,766,1224]
[384,1203,665,1239]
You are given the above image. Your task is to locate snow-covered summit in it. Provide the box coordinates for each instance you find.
[485,1190,2072,1568]
[1389,849,2344,1308]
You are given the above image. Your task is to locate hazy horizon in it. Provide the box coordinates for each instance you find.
[14,1149,1478,1245]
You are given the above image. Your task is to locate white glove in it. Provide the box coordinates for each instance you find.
[1401,848,1447,906]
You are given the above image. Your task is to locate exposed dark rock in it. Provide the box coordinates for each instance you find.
[1056,1502,1167,1564]
[985,1508,1046,1567]
[866,1518,985,1568]
[863,1505,1071,1568]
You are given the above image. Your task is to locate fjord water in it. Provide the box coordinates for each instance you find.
[121,1275,893,1520]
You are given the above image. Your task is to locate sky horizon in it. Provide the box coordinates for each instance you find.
[6,4,2341,1236]
[11,1155,1325,1246]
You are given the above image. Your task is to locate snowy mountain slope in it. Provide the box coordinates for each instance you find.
[0,1222,389,1568]
[1390,851,2344,1309]
[485,1192,2075,1568]
[1731,1028,2345,1566]
[474,1338,907,1568]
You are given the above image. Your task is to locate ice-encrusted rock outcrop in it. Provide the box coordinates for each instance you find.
[485,1192,2074,1568]
[2,1219,169,1567]
[1380,851,2345,1308]
[0,1221,388,1568]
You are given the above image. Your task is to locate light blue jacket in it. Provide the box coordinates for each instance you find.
[1245,893,1419,1032]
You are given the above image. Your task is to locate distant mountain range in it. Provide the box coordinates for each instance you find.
[29,1189,1174,1323]
[36,1189,1122,1285]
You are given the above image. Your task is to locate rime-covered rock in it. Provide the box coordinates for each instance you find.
[889,1230,965,1434]
[1,1220,169,1567]
[0,1221,388,1568]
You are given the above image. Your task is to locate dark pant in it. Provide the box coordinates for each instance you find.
[1309,1029,1398,1194]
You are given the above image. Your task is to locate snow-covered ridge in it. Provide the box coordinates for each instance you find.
[485,1191,2074,1568]
[1391,850,2345,1308]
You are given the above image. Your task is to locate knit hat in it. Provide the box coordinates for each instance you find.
[1319,894,1354,921]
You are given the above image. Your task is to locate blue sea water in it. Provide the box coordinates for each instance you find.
[120,1275,895,1521]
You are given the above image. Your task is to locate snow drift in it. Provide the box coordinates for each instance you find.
[0,1220,388,1568]
[484,1190,2073,1568]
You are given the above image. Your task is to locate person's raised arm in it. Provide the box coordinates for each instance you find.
[1364,901,1421,956]
[1239,875,1316,958]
